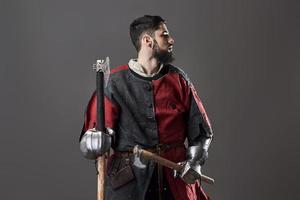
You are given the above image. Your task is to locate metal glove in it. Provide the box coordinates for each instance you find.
[178,137,211,184]
[80,128,114,160]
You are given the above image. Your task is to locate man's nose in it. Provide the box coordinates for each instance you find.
[169,36,174,45]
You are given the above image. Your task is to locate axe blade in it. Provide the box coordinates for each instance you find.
[133,145,146,169]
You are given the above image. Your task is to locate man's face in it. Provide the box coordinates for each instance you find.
[152,23,175,64]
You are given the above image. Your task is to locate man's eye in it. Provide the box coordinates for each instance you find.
[162,32,169,36]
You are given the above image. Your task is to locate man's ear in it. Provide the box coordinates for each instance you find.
[141,34,153,48]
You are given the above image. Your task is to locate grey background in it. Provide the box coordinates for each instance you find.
[0,0,299,199]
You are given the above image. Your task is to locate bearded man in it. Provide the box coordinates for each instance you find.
[79,15,213,200]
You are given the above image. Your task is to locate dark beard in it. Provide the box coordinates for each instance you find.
[153,41,175,65]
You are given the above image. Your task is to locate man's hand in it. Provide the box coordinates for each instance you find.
[80,128,114,159]
[179,161,202,184]
[175,144,209,184]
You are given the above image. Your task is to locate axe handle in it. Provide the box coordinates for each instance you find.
[96,71,105,132]
[97,156,106,200]
[96,70,105,200]
[140,149,215,185]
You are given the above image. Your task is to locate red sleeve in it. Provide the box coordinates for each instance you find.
[179,74,212,133]
[190,84,212,133]
[80,91,119,140]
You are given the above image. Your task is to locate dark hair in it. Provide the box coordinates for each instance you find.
[129,15,165,52]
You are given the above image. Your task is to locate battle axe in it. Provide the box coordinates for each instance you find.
[133,145,215,185]
[93,57,110,200]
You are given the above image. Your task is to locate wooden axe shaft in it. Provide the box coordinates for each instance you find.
[140,148,215,185]
[96,65,106,200]
[97,156,105,200]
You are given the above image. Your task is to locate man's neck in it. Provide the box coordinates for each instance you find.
[137,54,160,76]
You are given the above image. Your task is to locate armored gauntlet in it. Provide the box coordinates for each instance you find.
[180,137,212,184]
[80,128,114,160]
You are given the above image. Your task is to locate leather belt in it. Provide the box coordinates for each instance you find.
[114,141,185,157]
